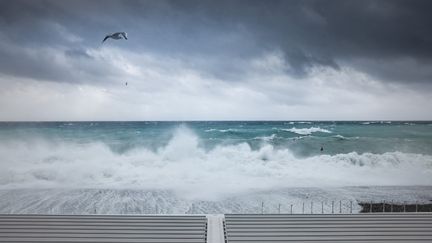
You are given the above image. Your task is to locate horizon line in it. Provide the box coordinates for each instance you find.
[1,120,431,122]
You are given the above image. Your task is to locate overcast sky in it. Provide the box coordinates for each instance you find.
[0,0,432,121]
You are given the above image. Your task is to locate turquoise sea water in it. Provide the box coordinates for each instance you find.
[1,121,432,156]
[0,121,431,214]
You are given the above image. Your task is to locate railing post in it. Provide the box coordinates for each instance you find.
[339,201,342,214]
[302,202,305,214]
[383,200,385,213]
[391,200,393,213]
[416,202,418,213]
[370,201,373,213]
[331,201,334,214]
[321,202,324,214]
[311,202,313,214]
[404,201,406,213]
[156,204,159,214]
[350,201,353,214]
[278,204,281,214]
[290,204,293,214]
[261,202,264,214]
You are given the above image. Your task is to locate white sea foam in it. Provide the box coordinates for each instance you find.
[285,121,312,125]
[254,134,277,142]
[283,127,332,135]
[2,186,429,215]
[333,134,347,140]
[0,126,431,200]
[205,128,237,133]
[332,134,359,140]
[361,121,379,125]
[218,129,237,133]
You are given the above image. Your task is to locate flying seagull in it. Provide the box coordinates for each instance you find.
[102,32,128,43]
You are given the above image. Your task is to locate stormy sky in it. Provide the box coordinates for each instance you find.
[1,0,432,121]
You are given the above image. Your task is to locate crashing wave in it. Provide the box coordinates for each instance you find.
[0,126,431,201]
[205,128,237,133]
[254,134,277,142]
[283,127,332,135]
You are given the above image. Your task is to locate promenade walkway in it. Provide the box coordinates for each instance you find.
[224,213,432,242]
[1,213,432,242]
[0,214,207,243]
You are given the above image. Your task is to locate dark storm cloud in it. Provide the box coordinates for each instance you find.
[1,0,432,84]
[170,0,432,80]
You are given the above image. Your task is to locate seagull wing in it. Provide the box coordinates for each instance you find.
[102,35,110,43]
[121,32,128,40]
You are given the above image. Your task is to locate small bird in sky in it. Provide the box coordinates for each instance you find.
[102,32,128,43]
[125,82,128,86]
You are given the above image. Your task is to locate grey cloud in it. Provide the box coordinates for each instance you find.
[0,39,123,84]
[65,48,93,59]
[1,0,432,84]
[162,0,432,81]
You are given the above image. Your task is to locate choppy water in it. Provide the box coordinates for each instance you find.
[0,121,431,213]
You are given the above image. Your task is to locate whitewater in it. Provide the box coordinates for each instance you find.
[0,121,431,214]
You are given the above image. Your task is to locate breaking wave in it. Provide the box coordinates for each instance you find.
[283,127,332,135]
[0,126,431,200]
[254,134,277,142]
[205,128,238,133]
[332,134,359,140]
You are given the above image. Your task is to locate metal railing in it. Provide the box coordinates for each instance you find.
[256,200,431,214]
[89,201,431,215]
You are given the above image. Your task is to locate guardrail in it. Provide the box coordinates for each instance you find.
[88,201,431,215]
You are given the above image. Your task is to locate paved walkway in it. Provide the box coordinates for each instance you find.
[0,214,207,243]
[206,215,225,243]
[224,213,432,242]
[1,213,431,242]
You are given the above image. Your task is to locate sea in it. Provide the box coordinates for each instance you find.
[0,121,431,214]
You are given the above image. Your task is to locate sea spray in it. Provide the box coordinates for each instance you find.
[0,125,431,201]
